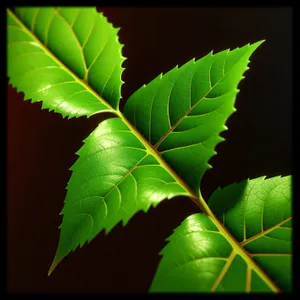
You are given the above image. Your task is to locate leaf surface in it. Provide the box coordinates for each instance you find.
[124,41,264,195]
[150,176,292,292]
[7,7,125,118]
[7,10,272,285]
[48,117,189,274]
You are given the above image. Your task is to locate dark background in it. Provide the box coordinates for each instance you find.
[7,7,292,293]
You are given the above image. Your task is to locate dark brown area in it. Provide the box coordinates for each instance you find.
[7,7,292,293]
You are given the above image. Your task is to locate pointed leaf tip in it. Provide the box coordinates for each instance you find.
[123,41,267,196]
[48,257,61,276]
[250,39,266,50]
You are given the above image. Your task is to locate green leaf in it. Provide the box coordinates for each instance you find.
[7,7,125,118]
[48,117,189,274]
[150,175,292,292]
[124,41,264,195]
[44,39,264,275]
[8,9,271,285]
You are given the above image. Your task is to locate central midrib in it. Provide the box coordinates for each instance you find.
[153,74,220,150]
[9,8,280,292]
[153,50,245,150]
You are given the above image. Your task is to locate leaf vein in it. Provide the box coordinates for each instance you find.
[210,250,236,291]
[240,216,292,246]
[44,10,56,46]
[31,8,40,31]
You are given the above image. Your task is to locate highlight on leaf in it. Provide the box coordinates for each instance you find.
[150,175,292,293]
[48,117,189,275]
[7,7,126,119]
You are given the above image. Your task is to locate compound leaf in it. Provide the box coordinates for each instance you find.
[150,175,292,292]
[7,7,125,118]
[8,9,275,287]
[124,41,264,195]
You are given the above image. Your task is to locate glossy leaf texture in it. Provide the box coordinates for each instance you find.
[150,175,292,292]
[124,41,264,196]
[48,117,189,274]
[7,7,125,118]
